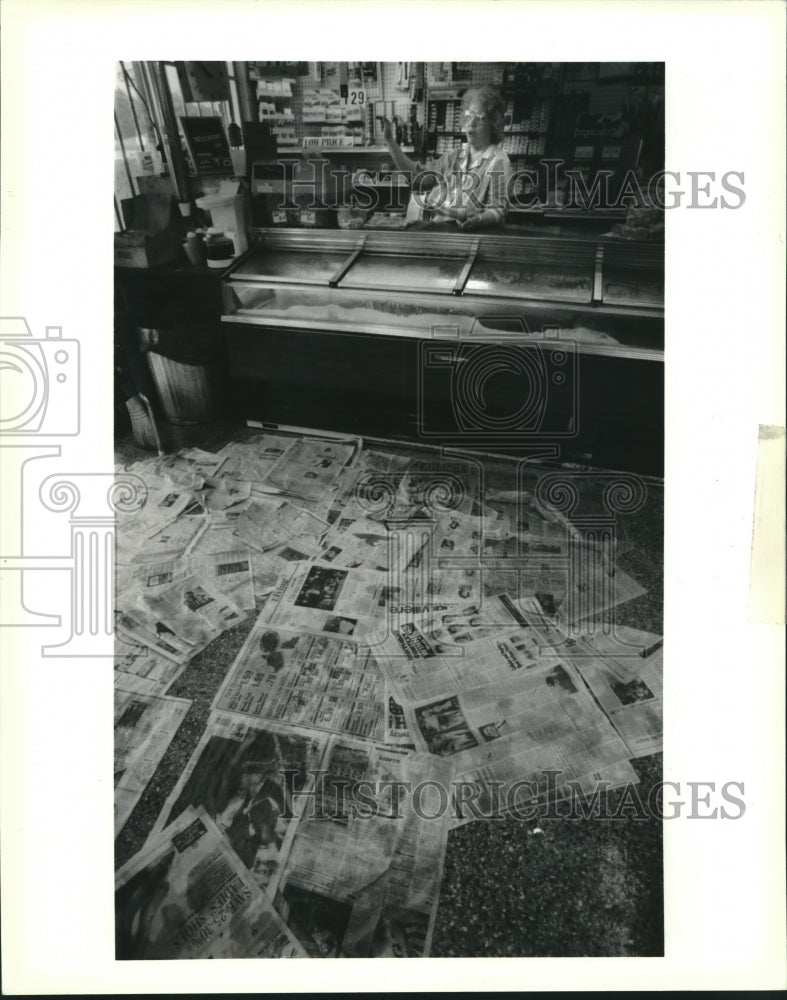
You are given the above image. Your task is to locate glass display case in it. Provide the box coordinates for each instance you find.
[220,227,664,475]
[222,229,664,362]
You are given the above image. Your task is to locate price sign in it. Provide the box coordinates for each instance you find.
[348,88,367,108]
[300,210,316,226]
[272,210,287,224]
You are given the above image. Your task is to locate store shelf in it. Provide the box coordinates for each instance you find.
[314,145,414,155]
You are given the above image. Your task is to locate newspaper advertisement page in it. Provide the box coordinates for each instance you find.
[259,562,387,643]
[148,712,327,895]
[276,738,452,957]
[114,687,191,837]
[384,685,416,749]
[189,549,257,612]
[213,616,386,740]
[115,807,305,959]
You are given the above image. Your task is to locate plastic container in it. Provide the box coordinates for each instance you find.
[205,228,235,269]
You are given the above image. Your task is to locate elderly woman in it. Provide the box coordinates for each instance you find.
[382,86,512,230]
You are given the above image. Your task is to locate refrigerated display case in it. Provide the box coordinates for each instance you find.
[221,228,664,474]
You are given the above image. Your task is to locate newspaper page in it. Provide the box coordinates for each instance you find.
[565,624,664,682]
[158,573,245,634]
[185,518,243,556]
[132,512,207,564]
[123,546,256,615]
[115,609,192,665]
[266,436,360,500]
[576,655,663,758]
[135,586,221,651]
[372,596,567,705]
[397,659,633,804]
[234,497,327,556]
[215,434,299,486]
[115,806,305,959]
[149,712,327,895]
[275,738,452,957]
[451,756,642,827]
[384,686,416,749]
[318,511,429,573]
[114,686,191,836]
[213,617,386,741]
[259,562,387,643]
[198,476,252,514]
[190,549,257,612]
[114,631,190,695]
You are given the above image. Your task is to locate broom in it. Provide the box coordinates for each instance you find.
[125,390,164,455]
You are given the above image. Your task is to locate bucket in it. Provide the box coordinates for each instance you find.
[145,351,216,425]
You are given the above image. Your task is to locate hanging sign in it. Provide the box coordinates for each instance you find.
[180,117,233,175]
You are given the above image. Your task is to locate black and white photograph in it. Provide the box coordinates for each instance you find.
[1,1,784,994]
[109,52,668,961]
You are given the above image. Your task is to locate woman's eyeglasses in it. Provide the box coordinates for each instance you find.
[462,111,487,124]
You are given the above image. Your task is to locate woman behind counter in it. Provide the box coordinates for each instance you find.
[381,86,513,230]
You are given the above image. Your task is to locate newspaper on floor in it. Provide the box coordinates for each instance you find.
[215,434,300,486]
[259,562,387,643]
[396,658,633,803]
[148,712,327,896]
[189,549,257,612]
[371,595,565,705]
[114,630,190,695]
[575,654,663,758]
[450,756,642,827]
[265,435,361,501]
[384,687,416,749]
[199,476,252,513]
[114,686,191,837]
[319,513,416,572]
[212,616,386,741]
[153,450,220,487]
[132,511,207,563]
[274,737,452,957]
[133,585,221,650]
[234,497,327,556]
[115,806,306,959]
[124,546,256,615]
[115,609,192,665]
[564,624,663,682]
[385,554,485,614]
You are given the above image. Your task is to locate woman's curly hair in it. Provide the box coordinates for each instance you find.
[461,86,505,144]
